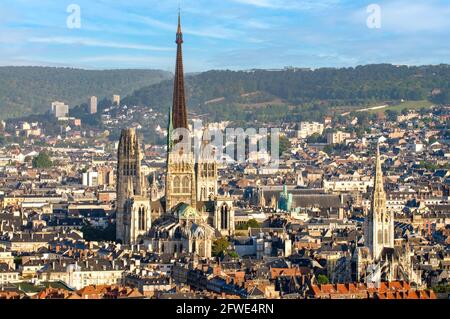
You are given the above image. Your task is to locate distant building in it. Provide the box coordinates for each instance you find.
[89,96,98,114]
[113,95,121,106]
[327,131,351,145]
[82,171,99,187]
[297,122,324,139]
[51,101,69,118]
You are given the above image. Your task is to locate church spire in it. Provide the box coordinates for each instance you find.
[172,11,188,130]
[371,142,386,214]
[374,143,385,194]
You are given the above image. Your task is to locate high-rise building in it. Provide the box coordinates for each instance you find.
[51,101,69,118]
[89,96,97,114]
[113,95,121,106]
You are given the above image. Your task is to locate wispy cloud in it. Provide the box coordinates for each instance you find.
[1,0,449,70]
[27,37,172,51]
[130,14,244,40]
[231,0,340,10]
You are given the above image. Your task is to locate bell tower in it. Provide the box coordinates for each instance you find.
[365,143,394,260]
[116,128,148,244]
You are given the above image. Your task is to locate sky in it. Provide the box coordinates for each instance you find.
[0,0,449,72]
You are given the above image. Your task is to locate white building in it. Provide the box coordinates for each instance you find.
[82,171,99,187]
[51,101,69,118]
[89,96,98,114]
[297,122,324,139]
[327,131,351,145]
[113,95,121,106]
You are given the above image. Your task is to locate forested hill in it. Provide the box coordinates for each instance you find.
[0,67,172,119]
[123,64,450,122]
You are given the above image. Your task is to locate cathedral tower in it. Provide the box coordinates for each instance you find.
[165,13,197,212]
[365,143,394,260]
[116,128,149,244]
[196,126,218,201]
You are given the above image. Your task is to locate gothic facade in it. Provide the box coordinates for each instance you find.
[354,144,421,285]
[116,128,151,245]
[364,143,395,261]
[115,14,235,256]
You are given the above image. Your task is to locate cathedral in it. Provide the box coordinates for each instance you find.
[354,144,421,285]
[115,14,234,257]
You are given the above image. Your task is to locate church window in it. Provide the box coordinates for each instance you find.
[138,207,145,231]
[173,177,181,193]
[221,205,228,230]
[182,176,190,193]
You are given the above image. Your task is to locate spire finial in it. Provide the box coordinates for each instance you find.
[177,6,182,35]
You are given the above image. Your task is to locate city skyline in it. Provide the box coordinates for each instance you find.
[0,0,448,303]
[0,0,450,71]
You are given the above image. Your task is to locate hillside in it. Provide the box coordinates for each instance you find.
[123,64,450,123]
[0,67,172,119]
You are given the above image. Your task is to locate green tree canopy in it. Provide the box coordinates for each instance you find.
[212,237,231,257]
[236,218,261,230]
[32,152,53,169]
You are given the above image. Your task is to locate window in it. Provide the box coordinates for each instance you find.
[221,205,228,230]
[173,177,181,193]
[182,176,190,193]
[138,207,145,231]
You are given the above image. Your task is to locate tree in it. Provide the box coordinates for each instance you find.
[81,223,116,242]
[212,237,231,257]
[317,274,330,285]
[236,218,261,230]
[32,152,53,169]
[247,219,261,228]
[278,135,292,156]
[228,251,239,259]
[385,110,398,122]
[307,133,325,144]
[323,145,333,155]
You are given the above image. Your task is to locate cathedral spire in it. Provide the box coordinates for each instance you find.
[373,142,385,199]
[172,11,188,130]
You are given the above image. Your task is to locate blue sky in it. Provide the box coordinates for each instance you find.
[0,0,449,72]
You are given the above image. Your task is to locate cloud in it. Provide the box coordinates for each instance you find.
[27,37,172,51]
[231,0,340,10]
[129,14,243,40]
